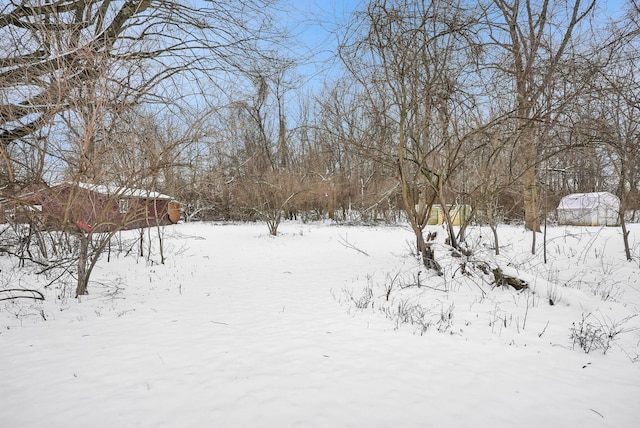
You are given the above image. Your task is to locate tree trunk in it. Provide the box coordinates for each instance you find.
[523,165,541,233]
[618,168,632,261]
[139,228,144,257]
[76,234,89,297]
[487,206,500,256]
[437,195,458,249]
[620,218,631,261]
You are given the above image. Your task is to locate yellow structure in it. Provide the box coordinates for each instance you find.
[427,204,472,226]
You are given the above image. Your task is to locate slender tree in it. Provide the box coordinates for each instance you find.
[484,0,596,240]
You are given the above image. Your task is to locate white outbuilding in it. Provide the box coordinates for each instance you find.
[557,192,620,226]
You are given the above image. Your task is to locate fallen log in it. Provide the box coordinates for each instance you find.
[492,268,528,291]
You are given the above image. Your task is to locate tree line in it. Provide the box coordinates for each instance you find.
[1,0,640,295]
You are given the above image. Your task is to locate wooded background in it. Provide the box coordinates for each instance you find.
[2,1,640,279]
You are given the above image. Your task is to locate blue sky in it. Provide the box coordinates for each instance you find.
[287,0,631,90]
[280,0,362,88]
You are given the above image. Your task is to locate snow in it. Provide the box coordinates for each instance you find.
[76,181,174,200]
[1,221,639,427]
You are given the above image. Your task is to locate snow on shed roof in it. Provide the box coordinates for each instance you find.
[75,182,173,200]
[557,192,619,210]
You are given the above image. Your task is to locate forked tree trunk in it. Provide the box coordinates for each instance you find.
[437,194,458,249]
[266,212,281,236]
[413,226,437,268]
[399,182,438,270]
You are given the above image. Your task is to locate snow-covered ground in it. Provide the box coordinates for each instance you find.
[1,221,639,427]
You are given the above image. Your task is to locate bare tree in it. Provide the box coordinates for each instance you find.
[484,0,596,241]
[313,78,401,223]
[574,10,640,261]
[1,0,282,187]
[1,0,284,296]
[339,0,482,268]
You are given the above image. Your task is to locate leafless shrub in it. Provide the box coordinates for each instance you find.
[342,284,374,310]
[570,313,638,355]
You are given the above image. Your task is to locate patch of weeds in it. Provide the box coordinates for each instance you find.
[570,313,637,355]
[382,298,434,335]
[488,304,510,336]
[438,302,455,333]
[591,282,622,303]
[391,298,417,326]
[599,258,619,276]
[342,282,374,310]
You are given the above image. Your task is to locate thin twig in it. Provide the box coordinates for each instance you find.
[337,235,370,256]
